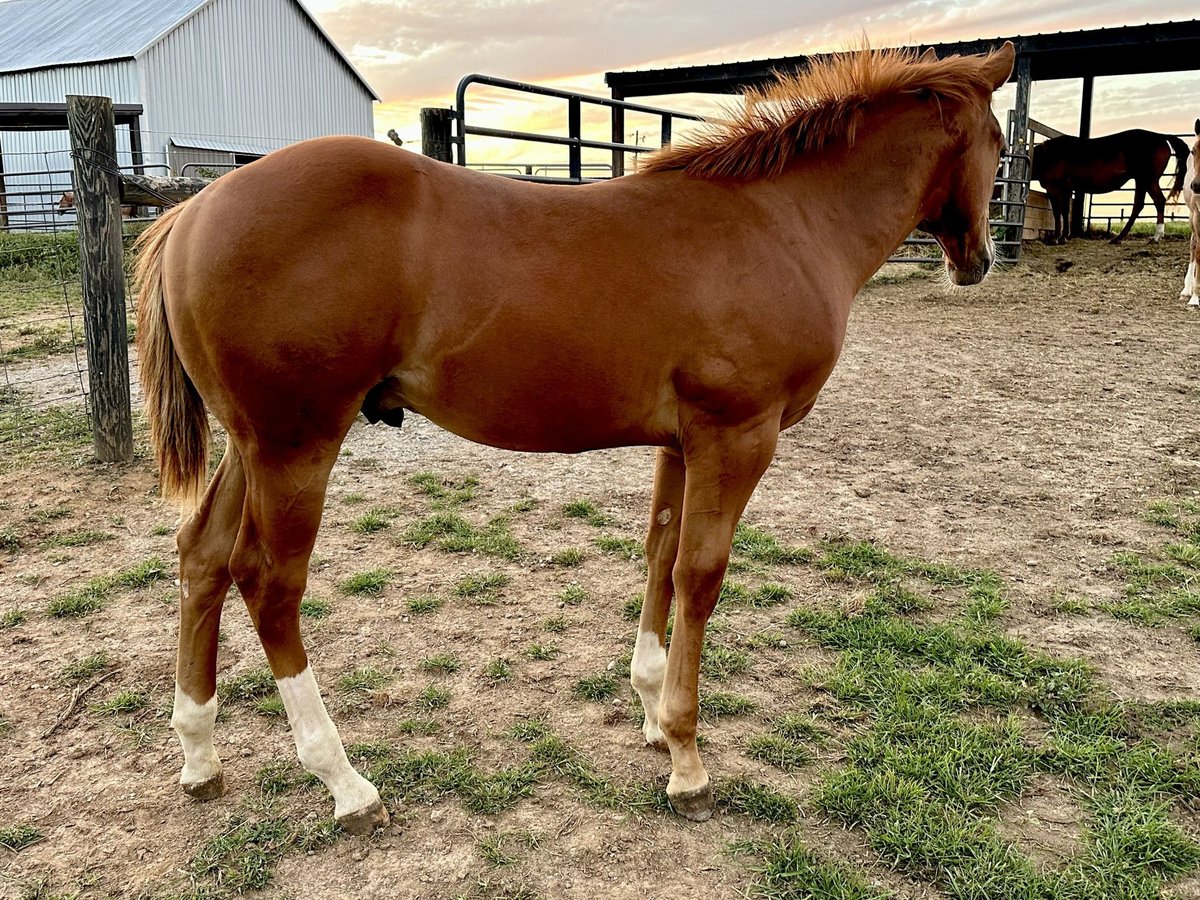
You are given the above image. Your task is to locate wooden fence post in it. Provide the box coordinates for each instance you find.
[67,94,133,463]
[420,108,455,163]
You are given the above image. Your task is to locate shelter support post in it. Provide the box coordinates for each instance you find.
[1071,75,1094,237]
[610,93,626,178]
[66,94,134,463]
[1004,55,1033,253]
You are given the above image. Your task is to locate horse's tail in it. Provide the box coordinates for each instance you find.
[1166,135,1191,203]
[133,202,209,509]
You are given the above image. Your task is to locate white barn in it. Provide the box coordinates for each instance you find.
[0,0,377,227]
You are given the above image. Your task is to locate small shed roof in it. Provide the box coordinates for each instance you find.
[606,19,1200,97]
[0,0,377,100]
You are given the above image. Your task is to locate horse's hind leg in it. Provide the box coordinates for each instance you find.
[231,440,387,835]
[1113,186,1146,244]
[631,448,685,750]
[658,418,779,820]
[172,443,246,800]
[1147,180,1168,241]
[1184,231,1199,307]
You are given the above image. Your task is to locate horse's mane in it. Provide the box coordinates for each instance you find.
[638,47,1000,180]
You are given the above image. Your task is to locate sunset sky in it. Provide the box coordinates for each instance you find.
[302,0,1200,167]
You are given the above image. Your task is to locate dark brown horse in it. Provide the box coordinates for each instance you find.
[1031,129,1191,244]
[134,43,1013,833]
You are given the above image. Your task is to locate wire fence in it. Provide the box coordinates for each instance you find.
[0,127,297,450]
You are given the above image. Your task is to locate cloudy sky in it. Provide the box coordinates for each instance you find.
[303,0,1200,164]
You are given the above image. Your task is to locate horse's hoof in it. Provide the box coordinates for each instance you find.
[182,771,225,801]
[645,736,669,752]
[668,783,714,822]
[1189,297,1200,308]
[337,799,389,835]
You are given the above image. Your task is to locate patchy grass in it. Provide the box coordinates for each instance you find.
[743,734,812,772]
[41,529,113,548]
[549,548,585,567]
[337,666,391,694]
[485,659,514,683]
[407,594,443,615]
[409,471,479,506]
[218,668,276,705]
[735,838,891,899]
[349,506,398,535]
[421,654,461,675]
[93,689,149,715]
[403,511,521,560]
[700,691,758,721]
[46,557,170,618]
[416,684,451,710]
[183,814,340,895]
[339,569,391,596]
[0,608,26,629]
[732,522,813,565]
[299,597,332,619]
[563,499,612,527]
[573,673,618,701]
[0,824,43,852]
[453,571,510,605]
[594,534,642,560]
[62,650,112,683]
[559,583,587,606]
[525,643,560,662]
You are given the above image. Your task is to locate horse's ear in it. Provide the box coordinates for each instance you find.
[981,41,1015,91]
[919,47,937,62]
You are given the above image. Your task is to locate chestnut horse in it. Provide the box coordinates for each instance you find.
[1031,129,1191,244]
[134,43,1014,832]
[1181,120,1200,307]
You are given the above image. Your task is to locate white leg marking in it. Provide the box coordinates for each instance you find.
[172,685,222,787]
[1154,222,1165,241]
[277,666,380,819]
[1183,261,1197,303]
[630,630,667,746]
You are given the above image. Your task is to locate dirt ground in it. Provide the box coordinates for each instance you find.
[1,235,1198,899]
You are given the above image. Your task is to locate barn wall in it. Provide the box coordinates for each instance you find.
[139,0,375,160]
[0,61,140,230]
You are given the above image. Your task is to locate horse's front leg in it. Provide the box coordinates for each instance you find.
[657,418,779,821]
[1112,187,1146,244]
[1184,231,1199,307]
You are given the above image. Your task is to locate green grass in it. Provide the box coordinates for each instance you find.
[45,557,170,618]
[701,643,751,681]
[573,673,618,701]
[185,814,340,894]
[349,507,397,534]
[700,691,758,721]
[525,643,559,661]
[93,689,149,715]
[736,838,891,899]
[0,526,19,552]
[594,534,642,560]
[299,597,332,619]
[339,569,391,596]
[218,667,276,704]
[403,511,521,560]
[559,583,587,606]
[542,615,569,633]
[744,734,812,772]
[41,529,113,548]
[453,571,509,604]
[732,522,813,565]
[416,683,451,710]
[485,659,513,683]
[563,499,612,527]
[408,471,479,506]
[421,654,461,675]
[407,594,443,615]
[0,608,26,629]
[549,548,585,567]
[337,666,391,694]
[62,650,111,683]
[0,824,43,852]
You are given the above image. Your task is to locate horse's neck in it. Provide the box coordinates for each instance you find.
[772,105,958,292]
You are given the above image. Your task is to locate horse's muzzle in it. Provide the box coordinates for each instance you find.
[948,253,992,286]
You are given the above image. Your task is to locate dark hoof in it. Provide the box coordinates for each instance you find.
[668,783,714,822]
[183,772,225,802]
[337,799,389,835]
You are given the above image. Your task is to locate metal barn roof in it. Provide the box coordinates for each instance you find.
[0,0,377,99]
[606,19,1200,97]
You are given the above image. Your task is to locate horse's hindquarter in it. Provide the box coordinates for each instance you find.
[162,138,845,454]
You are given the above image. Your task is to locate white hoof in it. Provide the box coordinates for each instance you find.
[1188,297,1199,308]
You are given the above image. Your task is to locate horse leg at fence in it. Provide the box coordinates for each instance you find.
[230,442,388,835]
[1047,189,1068,244]
[1112,186,1147,244]
[631,448,686,751]
[658,419,779,820]
[171,443,247,799]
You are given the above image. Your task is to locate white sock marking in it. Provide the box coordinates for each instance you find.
[276,666,380,818]
[1154,222,1165,241]
[172,686,221,787]
[630,630,667,745]
[1183,261,1196,302]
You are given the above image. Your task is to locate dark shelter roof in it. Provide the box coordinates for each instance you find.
[605,20,1200,97]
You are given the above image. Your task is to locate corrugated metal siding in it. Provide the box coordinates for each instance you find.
[141,0,375,162]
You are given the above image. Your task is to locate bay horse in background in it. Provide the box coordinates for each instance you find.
[1181,120,1200,307]
[1031,128,1191,244]
[133,42,1014,833]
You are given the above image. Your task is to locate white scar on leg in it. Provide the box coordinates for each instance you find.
[172,685,221,787]
[630,630,667,746]
[277,666,380,819]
